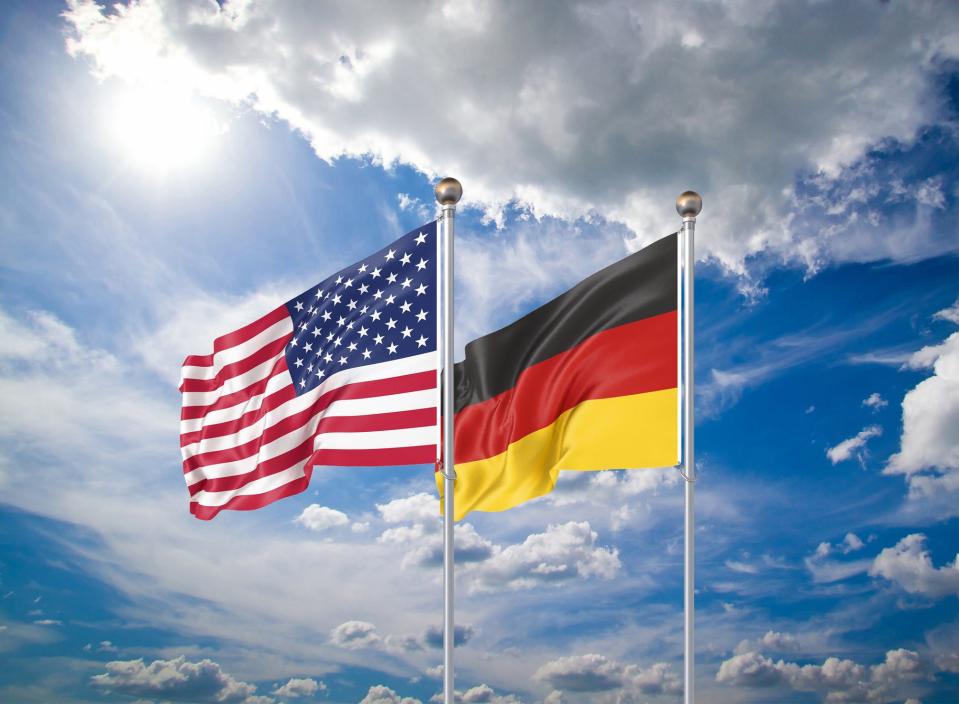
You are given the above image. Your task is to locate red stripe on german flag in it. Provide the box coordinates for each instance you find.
[444,233,679,519]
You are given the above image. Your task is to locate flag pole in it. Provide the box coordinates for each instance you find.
[677,190,702,704]
[435,177,463,704]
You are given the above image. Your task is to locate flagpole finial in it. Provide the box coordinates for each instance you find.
[435,177,463,206]
[676,191,702,220]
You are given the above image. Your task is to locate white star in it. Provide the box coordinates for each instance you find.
[295,358,304,368]
[334,336,342,347]
[385,294,396,305]
[335,276,343,284]
[299,321,308,331]
[387,272,398,284]
[294,301,304,311]
[312,326,322,337]
[401,326,413,338]
[299,378,307,388]
[416,335,428,348]
[374,334,384,345]
[337,316,347,327]
[317,369,325,378]
[307,363,313,372]
[289,338,298,347]
[362,348,372,359]
[358,263,368,273]
[326,331,334,341]
[386,318,397,330]
[400,252,412,265]
[332,293,342,305]
[359,283,369,294]
[371,267,382,278]
[387,342,398,354]
[415,258,428,271]
[401,277,412,288]
[358,326,369,337]
[370,310,382,321]
[416,309,427,322]
[346,320,354,329]
[344,278,353,288]
[348,341,358,352]
[339,355,348,365]
[415,283,428,296]
[373,289,383,299]
[400,301,412,313]
[385,248,396,261]
[347,299,358,310]
[304,342,313,352]
[414,232,427,245]
[322,311,332,321]
[315,289,323,298]
[360,305,369,314]
[324,352,333,363]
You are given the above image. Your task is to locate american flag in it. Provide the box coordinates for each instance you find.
[179,222,439,520]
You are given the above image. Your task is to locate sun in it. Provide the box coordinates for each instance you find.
[107,87,225,176]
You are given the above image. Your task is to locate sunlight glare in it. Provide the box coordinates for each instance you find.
[109,88,225,175]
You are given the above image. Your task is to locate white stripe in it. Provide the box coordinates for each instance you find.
[181,349,286,408]
[180,317,293,383]
[190,462,308,507]
[312,425,435,450]
[179,352,437,434]
[182,387,436,459]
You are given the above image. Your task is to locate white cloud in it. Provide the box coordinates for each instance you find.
[717,648,930,703]
[863,393,888,411]
[429,684,523,704]
[377,493,441,525]
[360,685,422,704]
[273,677,325,698]
[886,332,959,516]
[469,522,620,593]
[293,505,350,533]
[62,0,959,279]
[933,300,959,325]
[826,425,882,465]
[328,621,381,651]
[869,533,959,599]
[841,533,865,554]
[90,656,271,703]
[804,542,871,585]
[533,653,681,699]
[735,631,801,655]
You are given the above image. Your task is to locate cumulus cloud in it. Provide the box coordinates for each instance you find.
[63,0,959,281]
[90,656,271,703]
[273,677,324,698]
[469,522,620,593]
[717,648,930,703]
[869,533,959,599]
[533,653,681,699]
[863,393,888,411]
[328,621,381,650]
[377,493,441,525]
[933,300,959,325]
[380,521,495,569]
[886,332,959,516]
[293,504,350,533]
[429,684,523,704]
[360,685,422,704]
[422,625,474,650]
[826,425,882,465]
[735,631,801,655]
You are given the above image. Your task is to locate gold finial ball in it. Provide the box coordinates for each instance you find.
[434,177,463,206]
[676,191,703,219]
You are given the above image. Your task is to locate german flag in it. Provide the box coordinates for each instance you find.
[442,233,679,520]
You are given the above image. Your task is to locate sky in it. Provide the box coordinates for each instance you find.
[0,0,957,702]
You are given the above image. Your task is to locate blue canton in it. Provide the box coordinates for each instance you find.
[284,222,438,395]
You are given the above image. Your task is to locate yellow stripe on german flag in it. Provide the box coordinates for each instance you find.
[441,233,679,520]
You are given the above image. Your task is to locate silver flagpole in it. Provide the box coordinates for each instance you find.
[677,190,702,704]
[435,177,462,704]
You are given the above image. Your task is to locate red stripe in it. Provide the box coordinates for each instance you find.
[180,357,290,420]
[180,369,436,447]
[454,311,677,464]
[180,306,289,370]
[189,441,435,496]
[180,335,291,393]
[190,468,313,520]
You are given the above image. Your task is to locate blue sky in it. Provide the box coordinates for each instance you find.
[1,1,957,703]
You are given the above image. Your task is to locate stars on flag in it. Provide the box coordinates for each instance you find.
[282,225,438,395]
